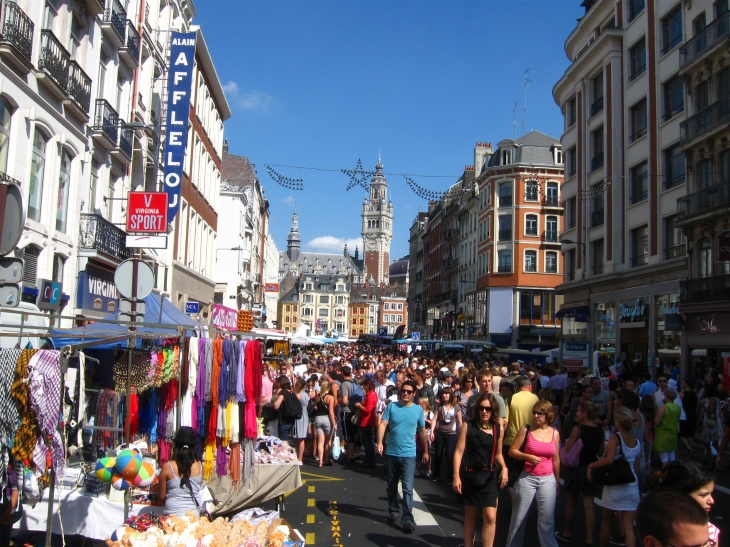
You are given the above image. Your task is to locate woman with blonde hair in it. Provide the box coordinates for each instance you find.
[588,406,641,547]
[311,379,337,467]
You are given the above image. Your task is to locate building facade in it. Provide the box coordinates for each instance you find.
[553,0,689,373]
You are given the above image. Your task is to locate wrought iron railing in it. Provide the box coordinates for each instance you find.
[631,252,648,268]
[125,19,139,60]
[93,99,119,142]
[680,12,730,67]
[67,60,91,113]
[79,213,130,260]
[591,209,605,227]
[679,95,730,144]
[677,181,730,220]
[498,263,512,273]
[39,29,69,90]
[543,195,560,207]
[665,242,686,260]
[680,273,730,304]
[435,290,457,303]
[119,125,133,157]
[0,0,33,61]
[591,96,604,117]
[591,152,604,171]
[103,0,126,40]
[542,230,560,243]
[0,170,21,186]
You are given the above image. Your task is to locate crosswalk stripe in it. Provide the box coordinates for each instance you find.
[397,484,438,526]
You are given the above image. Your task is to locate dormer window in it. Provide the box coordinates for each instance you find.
[554,147,563,164]
[502,149,512,165]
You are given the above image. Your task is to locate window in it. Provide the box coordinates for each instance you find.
[630,99,648,142]
[303,294,313,303]
[525,180,539,201]
[0,97,11,174]
[52,254,65,283]
[716,0,729,17]
[566,147,577,177]
[696,158,712,190]
[546,216,558,242]
[566,249,575,282]
[567,97,577,127]
[718,67,730,99]
[337,284,344,291]
[591,73,604,116]
[397,303,403,311]
[665,215,686,259]
[592,239,604,275]
[662,7,683,53]
[498,182,512,207]
[302,308,312,316]
[28,129,47,222]
[663,76,684,120]
[629,38,646,81]
[630,161,648,204]
[501,149,512,165]
[628,0,645,21]
[592,189,605,227]
[546,182,559,206]
[719,149,730,183]
[695,80,710,113]
[520,290,556,325]
[525,214,538,236]
[699,237,712,277]
[499,215,512,241]
[383,302,389,310]
[631,225,649,267]
[285,305,290,312]
[336,296,344,304]
[397,315,403,322]
[335,309,344,317]
[546,251,558,273]
[567,197,577,229]
[305,283,313,290]
[524,250,537,272]
[664,145,685,189]
[319,308,329,316]
[591,128,604,170]
[56,150,71,232]
[498,250,512,273]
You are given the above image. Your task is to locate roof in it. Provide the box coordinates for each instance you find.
[389,259,409,276]
[279,251,363,277]
[515,130,561,147]
[487,130,561,168]
[221,154,257,189]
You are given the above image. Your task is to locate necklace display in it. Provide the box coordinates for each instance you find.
[478,422,493,431]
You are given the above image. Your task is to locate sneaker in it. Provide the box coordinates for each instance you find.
[609,536,626,546]
[555,531,572,543]
[403,521,415,533]
[387,513,398,524]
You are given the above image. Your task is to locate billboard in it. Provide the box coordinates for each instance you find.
[562,341,590,370]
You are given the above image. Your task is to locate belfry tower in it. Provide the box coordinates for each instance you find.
[361,161,393,285]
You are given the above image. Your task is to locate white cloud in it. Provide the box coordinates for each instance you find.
[282,196,296,207]
[305,236,364,254]
[222,81,273,112]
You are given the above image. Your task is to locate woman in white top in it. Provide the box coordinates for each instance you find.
[430,387,463,484]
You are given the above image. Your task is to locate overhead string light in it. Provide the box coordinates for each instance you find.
[577,177,612,201]
[265,165,304,190]
[404,176,444,201]
[341,159,374,192]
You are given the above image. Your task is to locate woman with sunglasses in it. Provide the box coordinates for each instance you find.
[453,392,507,547]
[505,400,561,547]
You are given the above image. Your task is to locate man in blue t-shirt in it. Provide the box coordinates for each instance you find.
[376,380,429,533]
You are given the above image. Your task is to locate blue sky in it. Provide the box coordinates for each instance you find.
[194,0,585,261]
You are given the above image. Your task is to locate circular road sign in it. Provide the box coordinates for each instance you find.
[114,259,155,299]
[0,184,25,257]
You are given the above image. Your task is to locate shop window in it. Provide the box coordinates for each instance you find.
[520,290,556,325]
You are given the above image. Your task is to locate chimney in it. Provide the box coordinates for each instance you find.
[474,142,493,176]
[464,165,475,186]
[223,138,229,157]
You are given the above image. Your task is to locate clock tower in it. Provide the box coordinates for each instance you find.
[361,161,393,286]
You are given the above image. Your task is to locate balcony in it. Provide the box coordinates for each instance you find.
[79,213,130,262]
[679,96,730,146]
[84,0,104,15]
[590,96,604,117]
[676,181,730,224]
[37,30,69,100]
[100,0,126,49]
[680,273,730,305]
[542,230,560,244]
[0,0,34,74]
[435,290,457,303]
[442,257,457,269]
[444,228,459,240]
[110,124,133,164]
[91,99,119,150]
[64,60,91,121]
[118,19,139,68]
[591,209,605,227]
[542,195,561,208]
[591,152,604,172]
[679,12,729,70]
[629,187,648,205]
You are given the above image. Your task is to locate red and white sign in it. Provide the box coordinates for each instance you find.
[211,303,238,331]
[126,192,168,233]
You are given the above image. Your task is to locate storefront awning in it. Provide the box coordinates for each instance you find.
[555,306,589,322]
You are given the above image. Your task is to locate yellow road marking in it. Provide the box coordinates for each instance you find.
[308,485,316,493]
[300,471,345,482]
[305,532,315,544]
[307,498,315,507]
[306,514,315,524]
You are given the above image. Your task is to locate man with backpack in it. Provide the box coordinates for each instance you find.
[339,366,364,463]
[274,378,302,440]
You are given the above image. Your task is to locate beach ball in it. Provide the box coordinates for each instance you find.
[95,457,116,483]
[132,461,155,488]
[111,473,131,490]
[115,449,142,480]
[110,526,138,542]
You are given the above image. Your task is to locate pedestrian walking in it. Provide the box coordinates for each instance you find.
[430,386,462,484]
[376,379,429,533]
[679,378,699,456]
[699,382,723,469]
[354,377,378,468]
[504,376,538,499]
[654,388,681,466]
[452,392,508,547]
[312,379,337,467]
[505,400,560,547]
[292,379,310,463]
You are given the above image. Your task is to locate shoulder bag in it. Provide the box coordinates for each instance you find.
[463,423,501,487]
[559,437,583,468]
[590,433,635,486]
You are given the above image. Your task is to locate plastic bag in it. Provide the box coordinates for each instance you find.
[331,434,341,460]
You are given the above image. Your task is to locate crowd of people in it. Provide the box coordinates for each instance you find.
[258,344,726,547]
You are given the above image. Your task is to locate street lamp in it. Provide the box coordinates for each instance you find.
[559,238,586,257]
[215,246,243,262]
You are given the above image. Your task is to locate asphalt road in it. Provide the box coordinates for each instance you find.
[278,451,729,547]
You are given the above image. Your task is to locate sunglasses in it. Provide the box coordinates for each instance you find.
[533,411,546,417]
[478,406,493,411]
[400,389,415,395]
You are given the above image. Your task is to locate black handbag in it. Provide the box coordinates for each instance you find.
[590,433,636,486]
[261,404,278,422]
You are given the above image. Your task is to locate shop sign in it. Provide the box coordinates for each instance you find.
[659,302,679,316]
[265,283,279,292]
[126,192,168,233]
[211,303,238,331]
[618,299,646,322]
[664,313,683,331]
[162,31,197,223]
[38,279,62,310]
[562,341,590,370]
[185,301,199,314]
[77,266,119,313]
[720,236,730,261]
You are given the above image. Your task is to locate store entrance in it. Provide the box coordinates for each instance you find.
[620,326,648,378]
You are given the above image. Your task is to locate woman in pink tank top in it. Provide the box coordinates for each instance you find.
[505,400,561,547]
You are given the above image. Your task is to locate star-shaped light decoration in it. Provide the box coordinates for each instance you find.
[342,159,373,191]
[265,165,304,190]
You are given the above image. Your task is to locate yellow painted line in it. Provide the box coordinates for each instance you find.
[307,498,315,507]
[300,471,345,482]
[306,514,315,524]
[305,532,315,544]
[308,485,316,493]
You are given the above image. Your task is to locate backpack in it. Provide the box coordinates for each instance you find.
[343,380,365,411]
[280,391,302,423]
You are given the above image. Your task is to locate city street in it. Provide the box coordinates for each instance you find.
[280,454,730,547]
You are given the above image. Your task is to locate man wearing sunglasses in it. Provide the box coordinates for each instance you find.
[377,379,429,534]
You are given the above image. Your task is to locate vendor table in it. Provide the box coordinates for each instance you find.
[208,463,302,515]
[13,488,161,540]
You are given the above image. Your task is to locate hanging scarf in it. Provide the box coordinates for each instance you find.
[196,339,207,438]
[227,341,239,402]
[28,351,65,473]
[0,349,22,436]
[228,442,240,483]
[204,340,213,402]
[218,340,231,404]
[211,339,222,407]
[215,438,227,477]
[236,341,246,403]
[243,341,261,439]
[202,439,215,481]
[187,337,199,394]
[10,350,39,462]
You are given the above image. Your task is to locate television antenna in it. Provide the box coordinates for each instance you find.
[522,68,532,135]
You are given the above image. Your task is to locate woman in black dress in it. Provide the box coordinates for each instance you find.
[453,392,508,547]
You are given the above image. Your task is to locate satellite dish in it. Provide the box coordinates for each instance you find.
[0,185,25,256]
